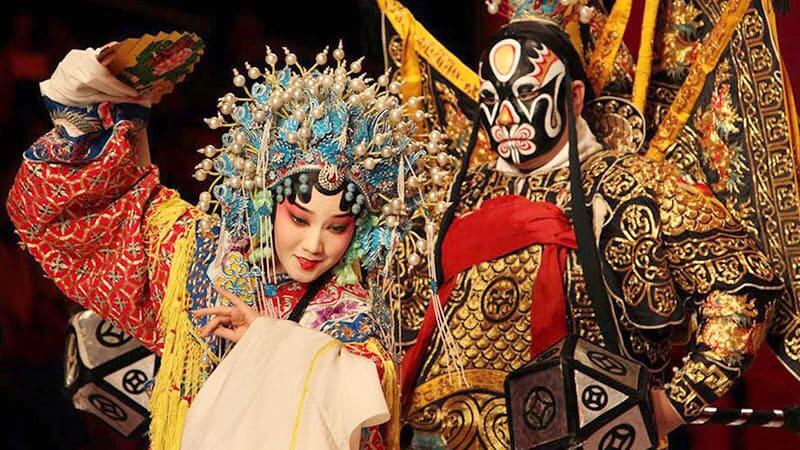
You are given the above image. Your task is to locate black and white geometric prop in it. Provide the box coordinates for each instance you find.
[504,336,658,450]
[64,309,158,438]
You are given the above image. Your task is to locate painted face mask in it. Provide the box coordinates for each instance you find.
[479,36,569,166]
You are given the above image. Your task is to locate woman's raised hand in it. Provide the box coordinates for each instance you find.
[193,285,260,343]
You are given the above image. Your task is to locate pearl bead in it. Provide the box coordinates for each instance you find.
[312,106,325,119]
[287,132,298,144]
[408,253,421,267]
[198,200,210,212]
[233,74,246,87]
[351,79,365,92]
[223,93,236,103]
[265,53,278,66]
[243,179,255,191]
[321,76,334,88]
[363,158,377,170]
[354,143,367,157]
[244,160,257,173]
[408,97,420,108]
[386,215,398,228]
[298,127,311,140]
[199,192,212,202]
[381,147,393,158]
[315,52,328,66]
[436,202,449,213]
[415,239,427,252]
[559,0,574,5]
[487,2,498,14]
[350,60,362,73]
[377,75,389,87]
[426,141,439,154]
[230,177,242,189]
[233,157,245,170]
[293,109,306,122]
[201,159,214,171]
[388,82,401,94]
[332,83,345,95]
[429,130,441,143]
[247,66,261,79]
[389,109,403,124]
[230,143,243,154]
[269,96,283,110]
[426,191,438,203]
[407,176,419,189]
[234,133,247,145]
[374,134,386,145]
[285,53,297,66]
[437,152,450,166]
[194,170,207,181]
[413,110,426,122]
[333,47,345,61]
[254,110,266,122]
[390,198,402,211]
[203,145,217,157]
[382,204,392,216]
[579,6,594,24]
[292,89,304,101]
[199,218,212,232]
[335,74,347,85]
[432,172,443,185]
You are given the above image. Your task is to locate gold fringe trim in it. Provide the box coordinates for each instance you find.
[145,191,193,277]
[646,0,751,160]
[377,0,480,100]
[148,205,216,450]
[587,0,633,95]
[632,0,659,111]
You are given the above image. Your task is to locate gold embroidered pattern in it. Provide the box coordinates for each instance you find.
[604,202,678,316]
[423,244,542,379]
[408,370,510,449]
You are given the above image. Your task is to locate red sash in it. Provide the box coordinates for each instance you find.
[401,195,575,405]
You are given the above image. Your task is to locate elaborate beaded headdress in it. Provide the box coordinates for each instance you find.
[192,42,439,321]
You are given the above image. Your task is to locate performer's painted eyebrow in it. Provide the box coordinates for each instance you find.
[290,203,351,218]
[287,203,313,216]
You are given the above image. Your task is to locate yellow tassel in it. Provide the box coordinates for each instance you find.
[632,0,659,112]
[149,220,215,450]
[145,192,193,276]
[365,339,401,450]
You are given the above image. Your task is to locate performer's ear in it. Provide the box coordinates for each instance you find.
[571,80,586,117]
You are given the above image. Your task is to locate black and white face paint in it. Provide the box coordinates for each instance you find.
[479,37,568,166]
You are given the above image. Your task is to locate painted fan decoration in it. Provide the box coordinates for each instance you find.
[100,31,205,99]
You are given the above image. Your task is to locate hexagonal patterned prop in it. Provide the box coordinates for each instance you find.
[504,336,658,450]
[64,309,158,438]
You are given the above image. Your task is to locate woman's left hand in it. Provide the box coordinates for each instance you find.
[193,285,259,343]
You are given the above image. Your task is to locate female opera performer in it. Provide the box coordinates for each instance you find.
[6,41,420,449]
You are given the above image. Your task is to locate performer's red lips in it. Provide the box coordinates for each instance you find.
[296,256,321,271]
